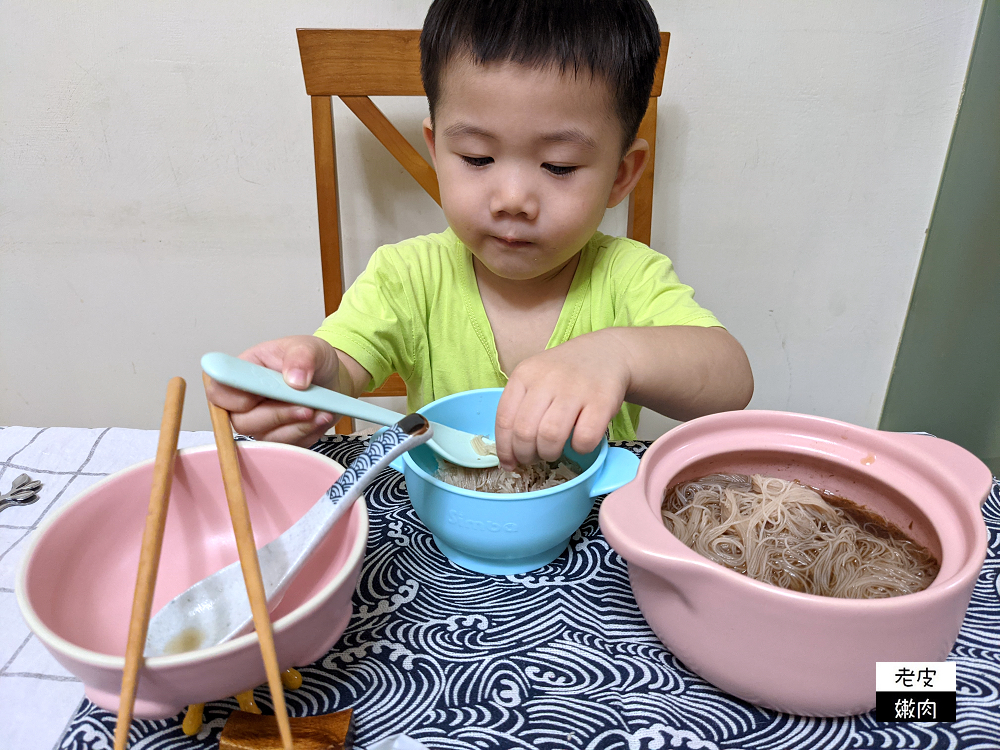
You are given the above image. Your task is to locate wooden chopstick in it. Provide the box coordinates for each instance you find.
[203,373,294,750]
[114,376,186,750]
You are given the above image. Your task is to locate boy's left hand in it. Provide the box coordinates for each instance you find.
[495,332,630,470]
[494,326,754,471]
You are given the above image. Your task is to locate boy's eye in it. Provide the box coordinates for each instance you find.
[460,155,493,168]
[543,163,577,176]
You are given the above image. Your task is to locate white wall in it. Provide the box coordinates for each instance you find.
[0,1,982,435]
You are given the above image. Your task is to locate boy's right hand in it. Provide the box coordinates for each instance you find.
[204,335,343,447]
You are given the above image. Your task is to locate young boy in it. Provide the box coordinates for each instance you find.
[208,0,753,470]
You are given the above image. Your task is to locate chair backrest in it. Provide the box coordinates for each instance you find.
[296,28,669,423]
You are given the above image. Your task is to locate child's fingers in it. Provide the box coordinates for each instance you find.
[504,389,563,468]
[228,402,312,436]
[498,385,589,467]
[278,340,324,389]
[239,335,338,392]
[205,379,265,414]
[569,401,615,456]
[256,412,335,447]
[534,399,581,463]
[229,402,334,444]
[501,390,615,467]
[495,382,527,469]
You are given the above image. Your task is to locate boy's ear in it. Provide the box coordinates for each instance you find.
[607,138,650,209]
[422,117,438,169]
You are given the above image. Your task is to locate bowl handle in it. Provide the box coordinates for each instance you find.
[883,431,995,511]
[590,447,640,497]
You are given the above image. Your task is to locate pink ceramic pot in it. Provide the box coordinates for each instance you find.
[599,410,993,717]
[16,441,366,719]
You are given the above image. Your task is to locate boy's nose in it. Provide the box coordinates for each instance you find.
[489,169,538,221]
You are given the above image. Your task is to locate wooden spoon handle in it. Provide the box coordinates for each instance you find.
[203,373,293,750]
[114,376,186,750]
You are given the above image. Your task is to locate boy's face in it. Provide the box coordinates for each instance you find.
[423,57,648,283]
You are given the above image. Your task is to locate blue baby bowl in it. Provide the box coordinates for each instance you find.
[388,388,640,575]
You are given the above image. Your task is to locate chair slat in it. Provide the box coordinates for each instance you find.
[311,96,344,316]
[298,29,424,97]
[366,372,407,398]
[341,96,441,205]
[628,98,658,246]
[651,32,670,97]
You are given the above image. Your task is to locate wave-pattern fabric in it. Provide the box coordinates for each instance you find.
[58,438,1000,750]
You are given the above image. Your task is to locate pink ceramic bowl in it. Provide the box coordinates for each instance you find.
[16,441,366,719]
[599,410,993,717]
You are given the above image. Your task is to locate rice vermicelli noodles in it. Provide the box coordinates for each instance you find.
[660,474,939,598]
[435,458,581,493]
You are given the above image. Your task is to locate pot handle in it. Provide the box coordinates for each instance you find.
[884,431,994,511]
[599,480,716,583]
[589,447,641,497]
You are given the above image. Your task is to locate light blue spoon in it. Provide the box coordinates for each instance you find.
[201,352,499,469]
[144,414,432,656]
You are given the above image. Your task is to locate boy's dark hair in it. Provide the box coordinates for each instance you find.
[420,0,661,151]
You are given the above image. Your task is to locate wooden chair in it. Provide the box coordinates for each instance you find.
[296,28,670,432]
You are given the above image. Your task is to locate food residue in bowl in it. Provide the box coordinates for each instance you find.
[471,435,496,456]
[163,626,205,655]
[661,474,939,598]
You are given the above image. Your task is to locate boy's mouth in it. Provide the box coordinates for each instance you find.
[492,235,532,249]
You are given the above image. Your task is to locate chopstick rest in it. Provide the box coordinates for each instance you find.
[219,708,354,750]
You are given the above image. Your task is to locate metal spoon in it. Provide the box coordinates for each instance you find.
[144,413,432,657]
[201,352,499,468]
[0,474,42,515]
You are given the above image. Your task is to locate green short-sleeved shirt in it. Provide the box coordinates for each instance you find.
[315,228,722,440]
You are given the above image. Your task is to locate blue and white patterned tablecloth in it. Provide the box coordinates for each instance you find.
[60,436,1000,750]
